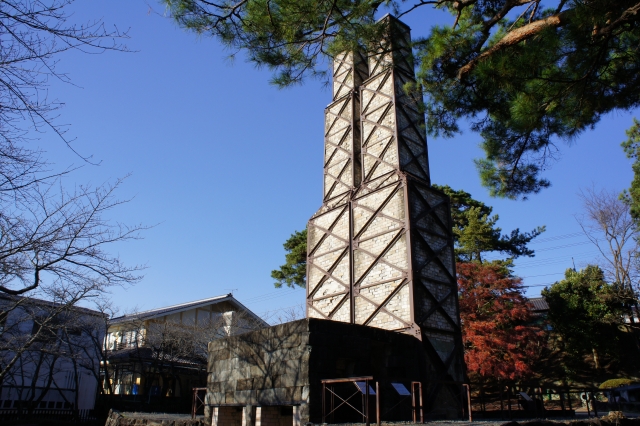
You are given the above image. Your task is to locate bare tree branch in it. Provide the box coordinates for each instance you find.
[0,0,129,156]
[576,186,639,294]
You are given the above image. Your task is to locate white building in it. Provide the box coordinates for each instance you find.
[0,294,104,412]
[103,294,266,399]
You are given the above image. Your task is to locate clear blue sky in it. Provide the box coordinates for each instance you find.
[38,1,638,319]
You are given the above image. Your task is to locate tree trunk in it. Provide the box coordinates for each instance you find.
[592,348,600,370]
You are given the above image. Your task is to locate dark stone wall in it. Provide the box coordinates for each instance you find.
[207,318,461,423]
[207,319,310,410]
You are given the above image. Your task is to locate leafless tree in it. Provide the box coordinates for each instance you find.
[0,0,130,211]
[576,187,640,341]
[0,176,147,405]
[0,3,142,414]
[0,3,142,299]
[0,0,128,152]
[81,298,117,396]
[0,176,146,297]
[0,1,139,297]
[577,187,639,294]
[261,304,305,325]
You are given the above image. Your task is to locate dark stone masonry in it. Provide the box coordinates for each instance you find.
[205,318,462,425]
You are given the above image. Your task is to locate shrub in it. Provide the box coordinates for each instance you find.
[599,378,635,389]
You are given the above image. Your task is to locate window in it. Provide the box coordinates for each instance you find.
[31,317,61,343]
[67,326,82,337]
[120,329,142,348]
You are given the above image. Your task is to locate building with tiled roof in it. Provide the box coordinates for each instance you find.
[528,296,549,314]
[109,294,266,327]
[102,294,266,409]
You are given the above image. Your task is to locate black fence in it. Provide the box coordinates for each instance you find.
[0,408,95,422]
[469,386,612,420]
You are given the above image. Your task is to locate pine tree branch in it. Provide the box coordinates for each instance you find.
[594,1,640,38]
[458,9,571,80]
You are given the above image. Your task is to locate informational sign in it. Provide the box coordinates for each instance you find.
[355,382,376,395]
[391,383,411,396]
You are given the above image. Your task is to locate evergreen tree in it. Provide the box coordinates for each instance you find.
[621,118,640,224]
[454,207,501,262]
[163,0,640,199]
[542,266,635,372]
[271,229,307,288]
[435,184,545,262]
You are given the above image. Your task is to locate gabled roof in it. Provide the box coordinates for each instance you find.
[0,293,104,318]
[528,296,549,312]
[110,293,268,326]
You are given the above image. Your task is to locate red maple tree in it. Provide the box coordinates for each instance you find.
[457,261,543,383]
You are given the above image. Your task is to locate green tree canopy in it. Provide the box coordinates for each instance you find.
[164,0,640,199]
[434,184,544,262]
[621,118,640,223]
[542,265,635,371]
[271,229,307,288]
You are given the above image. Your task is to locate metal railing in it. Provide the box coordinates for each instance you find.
[322,376,379,426]
[192,387,207,418]
[0,408,94,422]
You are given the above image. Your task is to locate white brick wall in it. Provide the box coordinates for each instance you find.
[307,18,461,366]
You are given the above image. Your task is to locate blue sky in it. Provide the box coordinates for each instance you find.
[37,1,638,319]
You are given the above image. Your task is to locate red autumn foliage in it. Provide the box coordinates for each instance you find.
[457,261,543,383]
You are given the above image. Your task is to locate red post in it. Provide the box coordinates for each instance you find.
[365,378,370,426]
[463,384,472,422]
[322,382,326,424]
[412,383,417,423]
[191,388,197,419]
[376,382,380,426]
[419,382,424,423]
